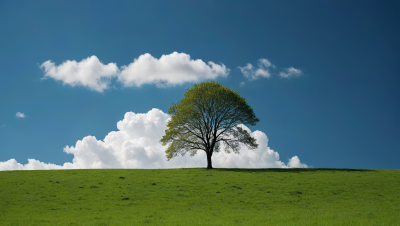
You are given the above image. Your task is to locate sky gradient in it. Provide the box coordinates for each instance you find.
[0,0,399,170]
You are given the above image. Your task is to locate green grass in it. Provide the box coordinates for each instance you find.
[0,168,399,225]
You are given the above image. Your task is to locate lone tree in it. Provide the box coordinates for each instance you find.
[160,81,260,169]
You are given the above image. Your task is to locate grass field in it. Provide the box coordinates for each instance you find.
[0,168,399,225]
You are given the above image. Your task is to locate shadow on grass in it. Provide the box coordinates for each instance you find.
[207,168,376,173]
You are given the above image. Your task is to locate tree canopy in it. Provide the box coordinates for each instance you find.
[160,81,259,169]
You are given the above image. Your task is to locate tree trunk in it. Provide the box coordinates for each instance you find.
[206,151,213,169]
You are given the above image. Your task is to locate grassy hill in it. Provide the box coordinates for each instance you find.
[0,168,399,225]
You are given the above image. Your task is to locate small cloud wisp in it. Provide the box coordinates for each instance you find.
[239,58,274,80]
[16,112,25,118]
[279,67,303,78]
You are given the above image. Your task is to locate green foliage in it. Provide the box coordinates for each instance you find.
[0,169,399,225]
[160,81,260,168]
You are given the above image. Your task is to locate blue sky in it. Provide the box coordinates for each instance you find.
[0,0,399,170]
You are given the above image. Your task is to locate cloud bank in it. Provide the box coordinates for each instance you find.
[0,109,308,171]
[40,52,229,92]
[16,112,25,118]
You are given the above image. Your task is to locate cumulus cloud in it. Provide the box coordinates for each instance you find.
[40,56,119,92]
[239,58,275,80]
[40,53,229,91]
[118,52,229,87]
[0,108,308,171]
[287,156,308,168]
[279,67,303,78]
[0,159,70,170]
[16,112,25,118]
[239,82,245,87]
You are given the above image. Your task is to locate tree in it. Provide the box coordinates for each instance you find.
[160,81,260,169]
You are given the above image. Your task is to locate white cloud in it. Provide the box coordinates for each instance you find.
[0,108,307,171]
[40,56,119,92]
[16,112,25,118]
[279,67,303,78]
[0,159,69,170]
[118,52,229,87]
[239,82,245,87]
[40,53,229,91]
[239,58,274,80]
[287,156,308,168]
